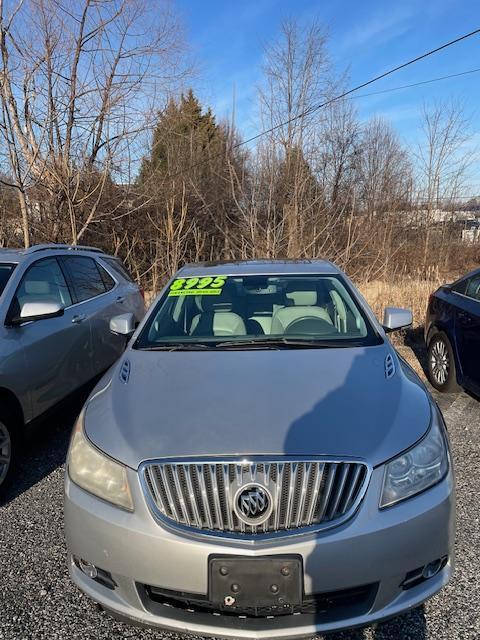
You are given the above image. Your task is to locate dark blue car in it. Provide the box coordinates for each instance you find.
[425,268,480,393]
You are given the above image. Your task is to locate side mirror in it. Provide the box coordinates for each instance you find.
[110,313,135,337]
[382,307,413,333]
[10,300,64,325]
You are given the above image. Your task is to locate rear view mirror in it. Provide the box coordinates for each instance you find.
[10,300,64,325]
[110,313,135,336]
[382,307,413,333]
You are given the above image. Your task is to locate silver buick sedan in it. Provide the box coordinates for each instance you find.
[64,260,454,639]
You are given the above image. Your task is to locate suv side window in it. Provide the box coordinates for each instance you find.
[464,274,480,301]
[61,256,106,303]
[0,264,15,296]
[97,263,116,291]
[102,256,135,282]
[14,258,72,311]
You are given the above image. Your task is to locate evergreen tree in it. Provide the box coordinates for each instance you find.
[138,90,246,263]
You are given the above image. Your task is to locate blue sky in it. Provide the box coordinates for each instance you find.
[176,0,480,187]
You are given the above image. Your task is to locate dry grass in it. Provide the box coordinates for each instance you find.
[144,290,156,307]
[357,274,454,380]
[358,276,445,329]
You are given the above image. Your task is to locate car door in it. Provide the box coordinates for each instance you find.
[7,257,94,419]
[60,255,129,375]
[452,274,480,391]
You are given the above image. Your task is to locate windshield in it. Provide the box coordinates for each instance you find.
[135,274,381,349]
[0,264,15,297]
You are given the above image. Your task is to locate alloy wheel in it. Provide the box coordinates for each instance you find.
[0,421,11,485]
[430,339,450,386]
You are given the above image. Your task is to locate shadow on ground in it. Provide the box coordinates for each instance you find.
[404,327,428,377]
[0,390,89,508]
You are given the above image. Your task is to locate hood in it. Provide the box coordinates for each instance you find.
[85,344,431,469]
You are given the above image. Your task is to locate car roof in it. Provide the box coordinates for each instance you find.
[177,259,341,277]
[0,247,24,263]
[0,244,107,264]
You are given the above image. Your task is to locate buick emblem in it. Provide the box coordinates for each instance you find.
[234,483,273,526]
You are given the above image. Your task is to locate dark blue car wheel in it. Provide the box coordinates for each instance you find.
[427,332,459,392]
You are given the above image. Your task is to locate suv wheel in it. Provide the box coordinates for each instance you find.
[0,419,13,488]
[427,332,459,392]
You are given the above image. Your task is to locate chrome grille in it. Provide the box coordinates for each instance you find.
[141,459,369,536]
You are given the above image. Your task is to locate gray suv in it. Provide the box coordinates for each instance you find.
[0,244,144,489]
[65,260,454,638]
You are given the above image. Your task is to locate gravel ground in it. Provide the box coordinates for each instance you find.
[1,361,479,640]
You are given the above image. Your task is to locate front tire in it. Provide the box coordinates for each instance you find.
[0,419,13,489]
[427,332,460,392]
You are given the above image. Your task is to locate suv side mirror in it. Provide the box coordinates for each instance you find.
[9,300,64,326]
[110,313,135,336]
[382,307,413,333]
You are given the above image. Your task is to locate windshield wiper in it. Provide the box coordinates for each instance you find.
[137,342,214,351]
[214,339,286,350]
[215,338,355,349]
[137,338,364,351]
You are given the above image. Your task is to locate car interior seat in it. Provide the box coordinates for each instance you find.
[329,289,348,333]
[270,289,333,335]
[190,294,246,337]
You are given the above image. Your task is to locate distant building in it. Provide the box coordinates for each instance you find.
[461,219,480,243]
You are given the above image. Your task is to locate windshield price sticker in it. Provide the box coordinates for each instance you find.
[168,276,228,296]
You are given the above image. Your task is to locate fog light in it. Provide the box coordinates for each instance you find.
[422,558,443,579]
[79,558,98,580]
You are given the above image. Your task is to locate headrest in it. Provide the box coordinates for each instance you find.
[196,296,233,313]
[286,290,317,306]
[196,284,235,313]
[24,281,50,295]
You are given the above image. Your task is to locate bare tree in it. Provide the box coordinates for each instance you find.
[416,101,474,205]
[356,117,412,218]
[415,101,476,268]
[258,18,332,151]
[253,19,338,258]
[0,0,188,246]
[315,97,360,206]
[0,7,476,297]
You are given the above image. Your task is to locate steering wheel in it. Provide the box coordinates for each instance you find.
[284,316,337,336]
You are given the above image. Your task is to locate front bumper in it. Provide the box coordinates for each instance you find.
[64,465,455,639]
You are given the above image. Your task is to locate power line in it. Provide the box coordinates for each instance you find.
[150,27,480,186]
[351,67,480,100]
[234,27,480,149]
[125,65,480,171]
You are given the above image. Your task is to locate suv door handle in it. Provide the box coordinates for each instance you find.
[72,314,87,324]
[116,296,125,304]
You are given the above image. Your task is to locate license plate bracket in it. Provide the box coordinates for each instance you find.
[209,555,303,615]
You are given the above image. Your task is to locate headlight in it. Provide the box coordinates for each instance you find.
[380,406,449,508]
[68,411,133,511]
